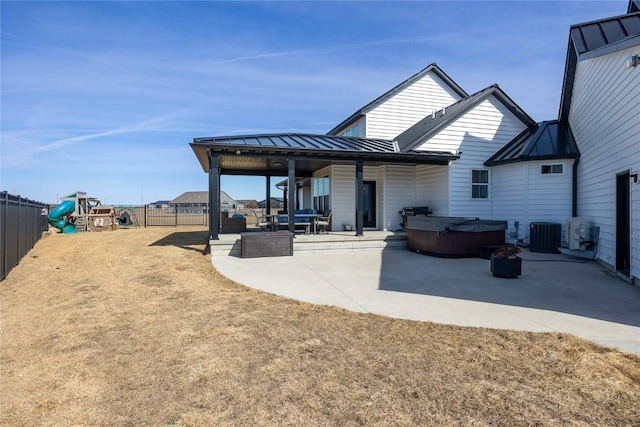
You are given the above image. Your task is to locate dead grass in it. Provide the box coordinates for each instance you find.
[1,227,639,426]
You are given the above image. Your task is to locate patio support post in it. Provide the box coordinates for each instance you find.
[288,159,296,234]
[208,150,220,241]
[355,159,364,236]
[265,175,271,216]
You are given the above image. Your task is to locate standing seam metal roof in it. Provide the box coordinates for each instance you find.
[193,133,396,153]
[569,12,640,54]
[394,85,536,153]
[559,7,640,121]
[484,120,579,166]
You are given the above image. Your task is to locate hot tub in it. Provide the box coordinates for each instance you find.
[406,216,507,257]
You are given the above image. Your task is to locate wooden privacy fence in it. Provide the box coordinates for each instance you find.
[1,192,49,281]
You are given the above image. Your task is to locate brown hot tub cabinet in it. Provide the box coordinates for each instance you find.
[406,216,507,257]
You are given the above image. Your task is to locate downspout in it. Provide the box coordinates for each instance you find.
[572,157,579,217]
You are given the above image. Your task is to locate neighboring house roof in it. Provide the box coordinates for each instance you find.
[148,200,171,206]
[484,120,579,166]
[326,63,469,136]
[394,84,536,152]
[559,8,640,121]
[191,133,459,175]
[630,0,640,13]
[171,191,213,204]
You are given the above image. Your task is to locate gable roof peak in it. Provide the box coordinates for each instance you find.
[326,63,468,135]
[394,84,535,152]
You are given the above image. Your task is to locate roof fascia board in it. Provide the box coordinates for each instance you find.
[491,87,536,126]
[579,33,640,60]
[559,37,577,122]
[191,143,458,165]
[485,152,579,167]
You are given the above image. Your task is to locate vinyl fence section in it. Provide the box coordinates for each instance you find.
[1,192,49,281]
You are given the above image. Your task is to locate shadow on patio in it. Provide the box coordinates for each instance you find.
[378,249,640,328]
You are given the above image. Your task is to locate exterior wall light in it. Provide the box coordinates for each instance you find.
[626,54,639,68]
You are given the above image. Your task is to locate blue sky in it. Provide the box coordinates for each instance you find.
[1,1,627,205]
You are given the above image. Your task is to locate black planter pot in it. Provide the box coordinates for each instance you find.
[490,254,522,278]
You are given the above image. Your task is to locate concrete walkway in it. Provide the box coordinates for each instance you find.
[212,249,640,354]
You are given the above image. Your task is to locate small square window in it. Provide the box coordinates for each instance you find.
[541,164,563,174]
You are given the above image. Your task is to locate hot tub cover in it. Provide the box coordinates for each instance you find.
[406,216,507,232]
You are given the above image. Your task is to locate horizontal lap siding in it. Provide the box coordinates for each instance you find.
[416,165,449,216]
[418,96,528,218]
[491,163,525,239]
[382,166,417,231]
[330,164,356,231]
[525,160,574,239]
[365,73,462,139]
[569,46,640,276]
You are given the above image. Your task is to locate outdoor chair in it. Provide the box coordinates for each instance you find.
[317,209,332,233]
[252,210,271,231]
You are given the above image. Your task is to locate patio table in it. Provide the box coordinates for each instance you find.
[266,213,321,234]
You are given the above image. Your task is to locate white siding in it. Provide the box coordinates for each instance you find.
[416,96,529,217]
[365,73,462,139]
[416,165,449,216]
[526,160,574,233]
[491,163,526,239]
[491,160,574,242]
[329,164,356,231]
[381,165,417,231]
[568,45,640,277]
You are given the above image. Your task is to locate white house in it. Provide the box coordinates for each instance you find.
[191,1,639,285]
[558,1,640,280]
[191,65,575,242]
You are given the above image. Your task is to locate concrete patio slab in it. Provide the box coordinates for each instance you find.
[211,248,640,354]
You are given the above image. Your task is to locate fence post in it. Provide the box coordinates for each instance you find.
[2,192,7,280]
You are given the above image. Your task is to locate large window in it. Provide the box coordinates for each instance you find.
[313,176,330,212]
[471,169,489,199]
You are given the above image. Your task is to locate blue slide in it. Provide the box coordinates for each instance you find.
[47,200,77,233]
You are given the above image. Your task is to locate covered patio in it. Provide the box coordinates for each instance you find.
[190,133,458,242]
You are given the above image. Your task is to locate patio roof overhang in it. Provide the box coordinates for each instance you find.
[190,133,459,176]
[191,133,459,242]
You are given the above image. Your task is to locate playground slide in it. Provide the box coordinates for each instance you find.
[47,200,77,233]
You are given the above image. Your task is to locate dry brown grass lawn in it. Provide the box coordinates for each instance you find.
[1,227,639,426]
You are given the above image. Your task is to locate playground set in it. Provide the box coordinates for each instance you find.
[47,191,138,233]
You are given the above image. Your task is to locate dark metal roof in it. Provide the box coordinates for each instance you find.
[569,13,640,55]
[630,0,640,14]
[191,133,459,174]
[484,120,579,166]
[326,63,468,136]
[559,9,640,121]
[394,85,536,152]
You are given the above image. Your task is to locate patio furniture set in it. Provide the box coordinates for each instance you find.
[258,209,332,234]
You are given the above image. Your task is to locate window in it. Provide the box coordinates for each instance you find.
[341,124,359,137]
[541,164,563,174]
[312,176,330,211]
[472,169,489,199]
